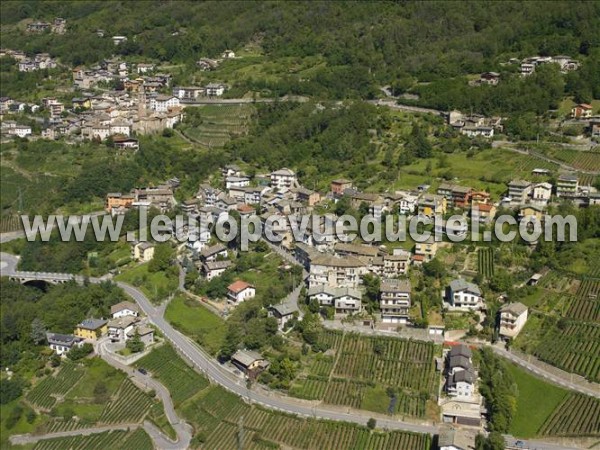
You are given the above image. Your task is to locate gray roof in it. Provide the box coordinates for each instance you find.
[77,318,108,330]
[307,285,362,300]
[448,369,475,386]
[270,303,297,316]
[449,344,472,359]
[449,355,473,372]
[500,302,528,316]
[232,349,265,367]
[449,279,481,296]
[46,332,82,346]
[380,278,411,293]
[334,243,379,257]
[204,260,232,271]
[201,243,227,257]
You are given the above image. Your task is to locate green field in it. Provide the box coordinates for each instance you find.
[506,363,568,438]
[164,295,227,355]
[115,263,179,304]
[477,248,495,278]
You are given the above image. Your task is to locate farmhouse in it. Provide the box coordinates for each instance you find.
[74,318,108,340]
[445,280,483,311]
[231,349,269,378]
[46,333,84,356]
[227,280,256,304]
[571,103,593,119]
[205,83,226,96]
[133,242,155,262]
[200,243,228,262]
[498,302,528,339]
[268,303,298,331]
[202,260,232,280]
[111,301,139,319]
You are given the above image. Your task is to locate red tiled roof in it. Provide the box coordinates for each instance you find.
[228,280,253,293]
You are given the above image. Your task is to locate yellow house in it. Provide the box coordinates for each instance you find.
[74,318,108,340]
[519,205,544,222]
[418,194,447,217]
[133,242,155,262]
[414,236,439,261]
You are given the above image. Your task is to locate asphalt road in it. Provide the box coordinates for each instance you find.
[0,250,593,449]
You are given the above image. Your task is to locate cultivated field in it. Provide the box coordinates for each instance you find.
[181,104,255,148]
[98,379,155,424]
[533,322,600,383]
[477,248,495,278]
[565,279,600,322]
[539,394,600,437]
[182,385,432,450]
[135,344,209,405]
[289,331,438,417]
[26,362,84,410]
[31,428,153,450]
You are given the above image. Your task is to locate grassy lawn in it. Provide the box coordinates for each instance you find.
[115,263,178,303]
[361,386,390,414]
[507,363,568,438]
[66,358,125,400]
[165,294,227,355]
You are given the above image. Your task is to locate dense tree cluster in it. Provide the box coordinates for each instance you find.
[0,279,127,369]
[1,1,598,101]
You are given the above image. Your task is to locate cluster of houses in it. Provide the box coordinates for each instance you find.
[105,178,179,215]
[46,301,154,356]
[16,52,58,72]
[171,83,228,100]
[26,18,66,34]
[505,173,599,214]
[516,55,580,76]
[446,110,502,138]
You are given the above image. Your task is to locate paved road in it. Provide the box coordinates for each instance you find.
[96,340,193,449]
[2,252,594,449]
[0,252,437,435]
[504,434,584,450]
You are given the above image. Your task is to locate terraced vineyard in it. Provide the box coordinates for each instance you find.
[550,149,600,172]
[183,385,431,450]
[99,379,155,424]
[534,322,600,383]
[565,279,600,322]
[289,331,438,417]
[477,248,494,278]
[26,362,84,410]
[31,429,152,450]
[135,344,209,405]
[181,104,255,148]
[539,394,600,437]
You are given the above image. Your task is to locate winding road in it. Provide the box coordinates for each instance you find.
[0,250,592,449]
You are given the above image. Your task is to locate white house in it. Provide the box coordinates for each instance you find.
[498,302,528,339]
[268,303,297,331]
[150,94,180,112]
[202,260,232,280]
[205,83,226,96]
[46,333,84,356]
[200,243,228,262]
[107,316,139,342]
[9,125,32,138]
[225,176,250,189]
[445,279,483,311]
[270,168,297,192]
[531,182,552,204]
[222,49,236,59]
[308,253,368,289]
[446,344,476,399]
[112,36,128,45]
[307,285,363,314]
[227,280,256,303]
[111,301,140,319]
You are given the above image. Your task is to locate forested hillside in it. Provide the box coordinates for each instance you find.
[1,1,599,103]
